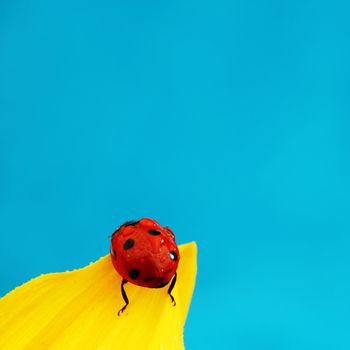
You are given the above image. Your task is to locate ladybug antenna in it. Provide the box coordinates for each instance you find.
[167,272,177,306]
[118,279,129,316]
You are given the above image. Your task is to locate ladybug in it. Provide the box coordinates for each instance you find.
[110,218,180,315]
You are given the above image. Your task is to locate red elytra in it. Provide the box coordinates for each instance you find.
[110,218,180,315]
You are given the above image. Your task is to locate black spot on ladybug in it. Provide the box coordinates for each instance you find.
[169,251,178,261]
[142,276,156,282]
[128,269,140,280]
[148,229,161,236]
[153,279,169,288]
[123,238,135,250]
[112,220,139,238]
[155,282,168,288]
[121,220,140,228]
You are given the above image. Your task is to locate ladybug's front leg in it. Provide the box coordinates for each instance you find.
[167,272,177,306]
[118,279,129,316]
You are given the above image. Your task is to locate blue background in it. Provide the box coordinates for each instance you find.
[1,0,350,348]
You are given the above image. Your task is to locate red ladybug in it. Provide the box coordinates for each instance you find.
[110,218,180,315]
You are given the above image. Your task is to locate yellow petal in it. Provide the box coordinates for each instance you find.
[0,242,197,350]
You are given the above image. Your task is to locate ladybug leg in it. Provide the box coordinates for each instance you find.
[118,278,129,316]
[167,272,177,306]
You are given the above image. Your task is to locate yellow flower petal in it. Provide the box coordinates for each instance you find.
[0,242,197,350]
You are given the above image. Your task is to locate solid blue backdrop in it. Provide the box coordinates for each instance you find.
[1,0,350,348]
